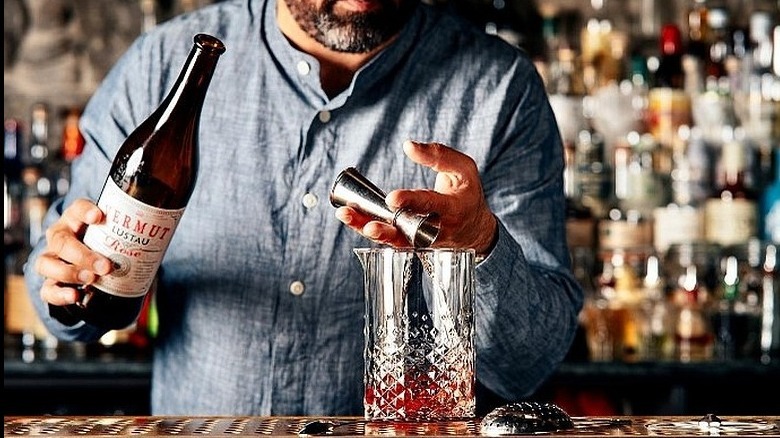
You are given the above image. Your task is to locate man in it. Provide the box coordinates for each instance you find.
[25,0,582,415]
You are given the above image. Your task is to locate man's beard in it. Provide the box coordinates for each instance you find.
[284,0,416,53]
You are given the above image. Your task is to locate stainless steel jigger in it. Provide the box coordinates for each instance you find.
[330,167,441,247]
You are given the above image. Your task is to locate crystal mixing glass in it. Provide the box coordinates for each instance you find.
[355,247,476,421]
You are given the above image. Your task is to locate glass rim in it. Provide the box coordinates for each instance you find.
[353,247,476,255]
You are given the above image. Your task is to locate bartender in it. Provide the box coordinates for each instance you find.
[25,0,582,415]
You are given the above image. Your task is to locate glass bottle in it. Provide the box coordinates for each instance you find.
[760,243,779,363]
[49,34,226,330]
[686,0,712,63]
[666,243,717,362]
[581,251,616,361]
[618,132,667,219]
[654,23,686,89]
[610,251,644,362]
[647,24,692,149]
[563,142,596,250]
[575,102,612,220]
[704,6,732,81]
[653,126,709,255]
[52,108,86,199]
[27,103,50,168]
[639,254,673,360]
[598,136,654,256]
[761,147,779,244]
[713,242,764,360]
[704,131,759,248]
[712,255,741,360]
[4,119,24,249]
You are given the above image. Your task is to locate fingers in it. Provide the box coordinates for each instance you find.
[35,199,112,305]
[402,140,478,179]
[40,278,82,306]
[44,200,111,273]
[387,141,481,213]
[335,207,409,247]
[386,188,450,218]
[36,252,102,286]
[59,198,104,233]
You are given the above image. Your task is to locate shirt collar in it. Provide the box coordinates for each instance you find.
[260,0,424,108]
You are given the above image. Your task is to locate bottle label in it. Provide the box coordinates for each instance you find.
[704,198,757,246]
[83,179,184,298]
[598,219,653,250]
[653,205,704,254]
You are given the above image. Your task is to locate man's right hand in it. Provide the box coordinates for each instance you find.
[34,198,113,306]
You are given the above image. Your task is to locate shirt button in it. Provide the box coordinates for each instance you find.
[289,280,305,296]
[318,110,331,123]
[296,61,311,75]
[302,193,318,209]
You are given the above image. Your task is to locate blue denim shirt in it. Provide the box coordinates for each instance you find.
[24,0,582,416]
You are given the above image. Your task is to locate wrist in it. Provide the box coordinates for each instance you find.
[475,214,498,259]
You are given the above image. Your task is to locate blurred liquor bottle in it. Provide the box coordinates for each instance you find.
[51,107,86,199]
[712,255,741,360]
[597,135,654,258]
[574,102,612,220]
[666,243,718,362]
[563,142,597,252]
[647,24,692,150]
[653,126,711,255]
[704,132,759,247]
[761,148,780,244]
[638,254,674,360]
[711,251,762,360]
[704,6,732,81]
[734,10,779,193]
[554,36,596,255]
[21,103,54,249]
[578,0,625,94]
[609,251,645,362]
[759,243,779,363]
[614,132,668,219]
[691,7,739,146]
[686,0,713,63]
[581,250,616,362]
[4,119,25,256]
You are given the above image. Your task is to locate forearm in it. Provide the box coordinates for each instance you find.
[474,221,582,400]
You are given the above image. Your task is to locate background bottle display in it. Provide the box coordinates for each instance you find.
[48,34,225,331]
[3,0,779,367]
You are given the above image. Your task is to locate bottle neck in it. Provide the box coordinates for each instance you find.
[155,50,221,129]
[153,36,224,130]
[722,256,739,301]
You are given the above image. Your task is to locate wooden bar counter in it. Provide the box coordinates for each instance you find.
[5,415,780,437]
